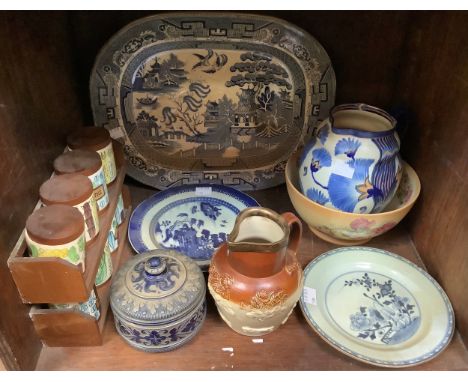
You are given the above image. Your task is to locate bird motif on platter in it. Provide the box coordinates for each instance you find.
[192,49,228,73]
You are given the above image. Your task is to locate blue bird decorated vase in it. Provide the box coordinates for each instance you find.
[299,104,402,214]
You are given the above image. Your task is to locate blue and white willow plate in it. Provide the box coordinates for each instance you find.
[300,247,455,368]
[128,184,259,268]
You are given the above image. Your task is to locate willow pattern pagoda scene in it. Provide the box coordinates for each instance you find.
[126,49,300,170]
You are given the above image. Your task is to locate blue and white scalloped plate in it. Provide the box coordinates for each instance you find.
[128,184,259,269]
[300,247,455,367]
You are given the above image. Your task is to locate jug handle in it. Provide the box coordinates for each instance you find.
[281,212,302,258]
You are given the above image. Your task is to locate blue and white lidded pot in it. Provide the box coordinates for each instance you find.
[299,104,403,213]
[110,249,206,352]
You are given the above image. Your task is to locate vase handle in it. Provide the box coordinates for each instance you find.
[281,212,302,258]
[313,118,331,138]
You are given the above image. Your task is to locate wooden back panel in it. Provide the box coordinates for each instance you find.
[394,11,468,347]
[0,12,83,370]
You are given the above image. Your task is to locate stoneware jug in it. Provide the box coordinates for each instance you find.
[208,207,303,336]
[299,103,402,213]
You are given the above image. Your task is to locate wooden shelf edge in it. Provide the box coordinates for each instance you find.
[83,150,127,292]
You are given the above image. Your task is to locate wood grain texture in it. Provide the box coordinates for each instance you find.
[0,12,83,370]
[35,183,468,370]
[393,11,468,348]
[30,307,103,347]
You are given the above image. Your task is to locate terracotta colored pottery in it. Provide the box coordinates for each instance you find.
[286,151,421,245]
[208,207,303,336]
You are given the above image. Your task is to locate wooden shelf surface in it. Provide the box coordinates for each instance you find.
[35,182,468,370]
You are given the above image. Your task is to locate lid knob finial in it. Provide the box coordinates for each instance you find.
[144,256,167,276]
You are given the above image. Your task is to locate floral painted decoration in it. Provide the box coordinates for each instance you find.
[344,273,420,345]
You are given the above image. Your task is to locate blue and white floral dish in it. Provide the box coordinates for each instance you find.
[110,249,206,352]
[299,104,402,214]
[128,184,259,268]
[90,13,336,191]
[300,247,455,367]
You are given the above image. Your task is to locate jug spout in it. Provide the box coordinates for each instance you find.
[227,208,291,278]
[228,208,288,249]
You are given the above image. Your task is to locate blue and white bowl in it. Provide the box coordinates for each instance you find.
[128,184,259,269]
[299,104,402,214]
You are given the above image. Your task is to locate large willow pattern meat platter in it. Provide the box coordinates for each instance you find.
[90,13,336,190]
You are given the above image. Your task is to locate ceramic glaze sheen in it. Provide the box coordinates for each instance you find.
[286,152,421,245]
[90,13,336,191]
[208,207,303,336]
[299,104,402,213]
[128,184,259,269]
[110,249,206,352]
[114,192,125,226]
[299,247,455,367]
